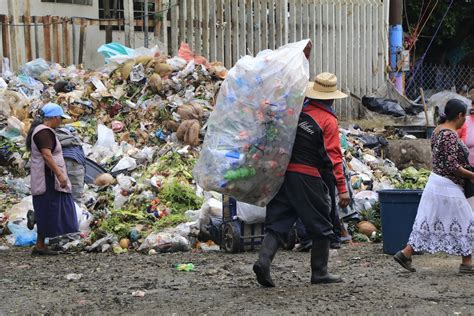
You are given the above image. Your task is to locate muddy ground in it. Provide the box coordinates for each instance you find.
[0,243,472,315]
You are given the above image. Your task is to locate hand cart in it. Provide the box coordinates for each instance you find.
[220,195,296,253]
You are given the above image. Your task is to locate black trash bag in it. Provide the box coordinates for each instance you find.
[362,96,406,117]
[405,104,424,116]
[360,135,388,149]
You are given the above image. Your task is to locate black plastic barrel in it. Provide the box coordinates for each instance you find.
[378,190,423,255]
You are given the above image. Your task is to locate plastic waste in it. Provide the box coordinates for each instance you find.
[0,77,7,89]
[130,64,145,82]
[6,196,33,227]
[7,222,37,246]
[75,204,92,232]
[175,263,195,271]
[360,135,388,149]
[21,58,50,78]
[112,157,137,172]
[114,192,129,209]
[361,96,406,117]
[236,201,266,224]
[6,178,30,195]
[178,42,208,65]
[428,91,472,117]
[95,124,116,150]
[85,235,117,252]
[65,273,83,281]
[138,232,190,253]
[2,57,13,79]
[353,191,379,213]
[167,56,188,71]
[97,42,135,63]
[194,39,311,206]
[116,174,134,190]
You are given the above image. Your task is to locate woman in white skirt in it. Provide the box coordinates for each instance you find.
[394,99,474,274]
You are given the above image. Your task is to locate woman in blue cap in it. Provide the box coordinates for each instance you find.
[25,103,78,256]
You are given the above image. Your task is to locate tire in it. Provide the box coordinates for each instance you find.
[221,221,241,253]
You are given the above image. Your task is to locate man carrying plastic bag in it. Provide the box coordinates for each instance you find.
[253,72,348,287]
[193,40,311,206]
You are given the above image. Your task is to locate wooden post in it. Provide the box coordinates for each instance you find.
[63,18,70,65]
[154,0,161,38]
[195,0,202,55]
[170,0,179,56]
[23,0,33,62]
[78,19,87,65]
[7,0,21,69]
[209,0,216,61]
[43,16,52,61]
[1,15,10,60]
[216,0,224,63]
[231,1,240,65]
[179,0,186,45]
[124,0,135,47]
[52,16,60,63]
[187,0,195,50]
[33,16,40,59]
[203,0,209,58]
[420,88,430,127]
[224,0,231,67]
[104,0,113,43]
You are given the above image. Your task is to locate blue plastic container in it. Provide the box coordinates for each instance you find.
[378,190,423,255]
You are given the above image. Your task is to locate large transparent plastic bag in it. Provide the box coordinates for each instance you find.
[194,40,310,206]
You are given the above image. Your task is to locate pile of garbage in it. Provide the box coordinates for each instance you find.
[0,41,438,253]
[0,43,226,253]
[337,125,432,242]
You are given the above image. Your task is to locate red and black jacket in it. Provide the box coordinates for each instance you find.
[287,99,348,194]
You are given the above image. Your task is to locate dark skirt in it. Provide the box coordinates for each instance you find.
[33,168,78,238]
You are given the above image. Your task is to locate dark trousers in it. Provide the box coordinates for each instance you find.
[296,173,341,244]
[265,172,335,242]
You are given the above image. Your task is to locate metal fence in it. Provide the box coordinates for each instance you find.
[406,63,474,100]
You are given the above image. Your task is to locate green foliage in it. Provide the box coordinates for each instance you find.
[99,209,147,240]
[395,167,430,190]
[150,152,196,180]
[404,1,474,63]
[158,179,203,213]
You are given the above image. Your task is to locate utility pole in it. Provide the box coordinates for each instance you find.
[389,0,404,94]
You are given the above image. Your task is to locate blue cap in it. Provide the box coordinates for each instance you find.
[41,103,71,119]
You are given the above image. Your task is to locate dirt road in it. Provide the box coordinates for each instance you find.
[0,243,472,315]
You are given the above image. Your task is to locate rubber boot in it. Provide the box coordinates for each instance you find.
[311,238,343,284]
[253,231,280,287]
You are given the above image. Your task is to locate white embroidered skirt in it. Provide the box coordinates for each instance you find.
[408,173,474,256]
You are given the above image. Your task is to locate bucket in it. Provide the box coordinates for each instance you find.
[378,189,423,255]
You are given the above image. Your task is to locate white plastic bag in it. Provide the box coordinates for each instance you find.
[236,202,266,224]
[75,203,92,232]
[194,40,311,206]
[95,124,116,149]
[138,232,190,253]
[112,156,137,172]
[6,196,33,227]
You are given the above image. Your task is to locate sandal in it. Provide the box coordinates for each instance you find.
[393,250,416,272]
[31,247,59,256]
[459,264,474,274]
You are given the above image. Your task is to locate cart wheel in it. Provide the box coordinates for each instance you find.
[282,226,297,250]
[221,221,241,253]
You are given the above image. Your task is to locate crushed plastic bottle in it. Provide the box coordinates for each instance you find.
[175,263,195,271]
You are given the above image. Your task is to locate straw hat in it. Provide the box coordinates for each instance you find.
[305,72,348,100]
